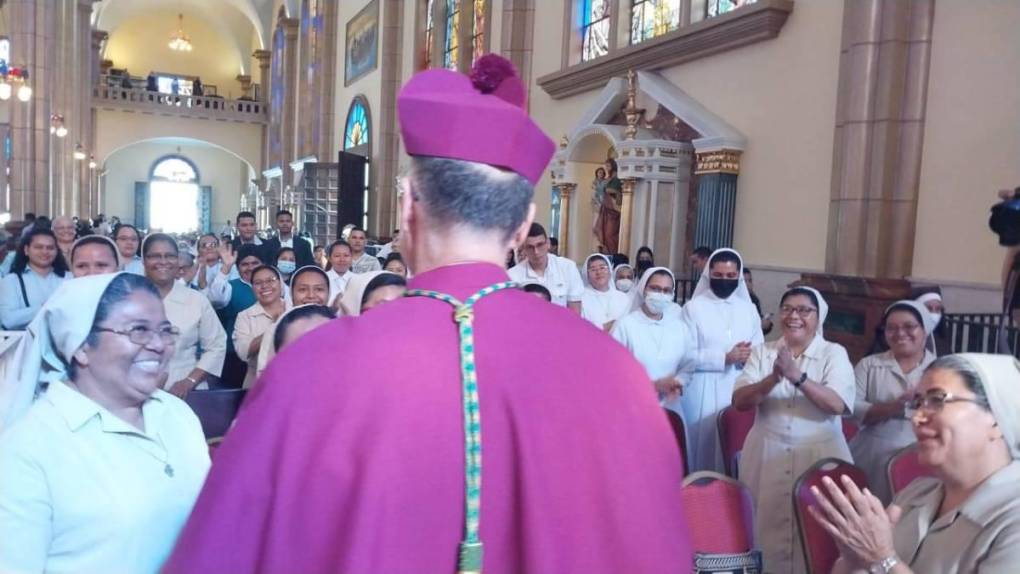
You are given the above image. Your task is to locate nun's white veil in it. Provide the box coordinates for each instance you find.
[690,248,754,306]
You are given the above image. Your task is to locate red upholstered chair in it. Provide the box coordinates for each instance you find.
[841,418,860,442]
[681,471,756,555]
[717,406,756,477]
[887,444,935,496]
[793,458,868,574]
[663,408,688,476]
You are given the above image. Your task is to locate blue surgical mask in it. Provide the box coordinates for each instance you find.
[644,292,673,315]
[278,260,296,274]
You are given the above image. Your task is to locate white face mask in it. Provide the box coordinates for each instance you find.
[644,292,673,315]
[930,312,942,326]
[616,278,634,292]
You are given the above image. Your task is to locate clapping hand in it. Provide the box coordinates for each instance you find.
[807,475,901,568]
[725,341,752,365]
[774,343,802,382]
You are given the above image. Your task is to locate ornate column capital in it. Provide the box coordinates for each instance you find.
[253,49,272,65]
[281,17,300,38]
[91,30,108,46]
[557,182,577,197]
[695,149,742,175]
[621,178,637,194]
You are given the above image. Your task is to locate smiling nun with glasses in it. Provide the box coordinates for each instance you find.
[0,273,210,573]
[731,285,856,574]
[849,300,938,505]
[816,354,1020,574]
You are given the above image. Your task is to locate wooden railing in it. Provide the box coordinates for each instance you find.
[93,81,267,124]
[942,313,1020,358]
[675,278,697,305]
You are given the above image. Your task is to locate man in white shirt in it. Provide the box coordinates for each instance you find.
[348,227,382,274]
[508,223,583,312]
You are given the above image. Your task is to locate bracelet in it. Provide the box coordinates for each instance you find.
[185,376,200,386]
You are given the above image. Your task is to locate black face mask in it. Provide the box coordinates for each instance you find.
[710,278,739,299]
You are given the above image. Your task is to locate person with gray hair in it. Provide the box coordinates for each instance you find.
[166,55,693,573]
[816,353,1020,573]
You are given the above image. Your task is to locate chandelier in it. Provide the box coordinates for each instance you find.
[168,13,193,52]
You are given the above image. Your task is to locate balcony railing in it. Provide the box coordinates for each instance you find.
[942,313,1020,358]
[93,81,267,124]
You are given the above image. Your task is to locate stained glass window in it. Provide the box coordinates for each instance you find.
[443,0,460,70]
[344,99,370,150]
[630,0,680,44]
[580,0,611,62]
[471,0,487,63]
[706,0,755,18]
[424,0,436,68]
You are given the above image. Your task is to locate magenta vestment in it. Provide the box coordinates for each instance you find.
[164,263,692,573]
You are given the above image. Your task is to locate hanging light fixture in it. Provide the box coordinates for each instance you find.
[88,155,97,170]
[50,114,67,137]
[73,143,86,160]
[168,13,193,52]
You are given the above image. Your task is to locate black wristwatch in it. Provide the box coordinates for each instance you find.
[792,372,808,388]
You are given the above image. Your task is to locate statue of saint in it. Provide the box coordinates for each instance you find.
[594,159,621,254]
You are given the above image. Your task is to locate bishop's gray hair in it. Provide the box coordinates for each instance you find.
[409,156,533,242]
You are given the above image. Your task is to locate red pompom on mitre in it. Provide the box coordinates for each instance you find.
[470,54,518,94]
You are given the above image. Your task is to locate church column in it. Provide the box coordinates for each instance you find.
[693,149,741,250]
[280,17,300,206]
[253,49,271,180]
[619,178,636,257]
[556,183,575,258]
[8,0,56,218]
[376,0,405,235]
[826,0,935,278]
[90,30,107,212]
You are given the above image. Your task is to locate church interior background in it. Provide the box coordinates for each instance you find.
[0,0,1017,346]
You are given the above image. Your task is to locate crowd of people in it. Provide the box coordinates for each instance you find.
[0,53,1018,574]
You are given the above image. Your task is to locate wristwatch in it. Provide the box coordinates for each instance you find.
[791,372,808,388]
[869,555,899,573]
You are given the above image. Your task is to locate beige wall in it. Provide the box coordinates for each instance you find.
[911,0,1020,287]
[102,141,252,228]
[105,9,246,96]
[528,1,844,269]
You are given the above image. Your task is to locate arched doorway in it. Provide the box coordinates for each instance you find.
[147,155,205,233]
[343,96,371,230]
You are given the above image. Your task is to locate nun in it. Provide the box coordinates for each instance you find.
[819,354,1020,573]
[680,248,764,472]
[580,253,631,332]
[0,273,209,573]
[339,270,407,317]
[613,263,635,293]
[850,300,937,504]
[255,265,332,380]
[916,291,946,355]
[732,285,855,574]
[611,267,695,416]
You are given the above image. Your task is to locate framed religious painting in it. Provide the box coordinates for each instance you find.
[345,0,379,86]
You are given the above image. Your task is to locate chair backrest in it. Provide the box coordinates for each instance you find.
[717,406,755,477]
[681,471,755,555]
[887,444,935,496]
[184,389,247,439]
[663,408,688,476]
[841,418,860,442]
[793,458,868,574]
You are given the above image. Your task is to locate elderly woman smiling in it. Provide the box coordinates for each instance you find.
[731,286,855,573]
[815,354,1020,574]
[0,273,210,573]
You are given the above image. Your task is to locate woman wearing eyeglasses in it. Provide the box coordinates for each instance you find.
[732,285,855,574]
[0,273,210,573]
[849,301,937,505]
[815,354,1020,574]
[143,234,226,398]
[233,265,289,389]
